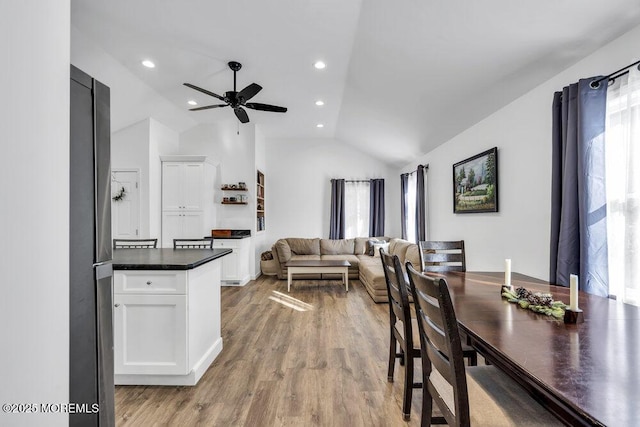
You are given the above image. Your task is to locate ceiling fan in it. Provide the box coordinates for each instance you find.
[184,61,287,123]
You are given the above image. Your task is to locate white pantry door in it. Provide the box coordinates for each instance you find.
[111,170,140,240]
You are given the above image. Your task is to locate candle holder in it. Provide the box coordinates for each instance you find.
[501,284,514,295]
[563,308,584,324]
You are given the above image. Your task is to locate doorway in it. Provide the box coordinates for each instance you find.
[111,169,140,239]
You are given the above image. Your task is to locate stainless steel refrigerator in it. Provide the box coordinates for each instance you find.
[69,65,115,426]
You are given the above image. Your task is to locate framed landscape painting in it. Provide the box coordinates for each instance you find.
[453,147,498,213]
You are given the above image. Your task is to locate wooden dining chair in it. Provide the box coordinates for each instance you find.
[380,248,421,420]
[405,263,563,427]
[418,240,466,273]
[173,238,213,249]
[113,238,158,249]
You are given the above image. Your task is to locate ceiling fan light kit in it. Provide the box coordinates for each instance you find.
[184,61,287,124]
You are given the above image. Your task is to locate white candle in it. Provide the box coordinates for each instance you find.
[505,259,511,287]
[569,274,579,311]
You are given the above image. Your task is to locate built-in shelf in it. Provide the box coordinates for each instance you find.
[221,187,247,191]
[257,170,265,232]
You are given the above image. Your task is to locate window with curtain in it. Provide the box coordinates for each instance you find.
[345,181,370,239]
[405,174,417,243]
[605,66,640,306]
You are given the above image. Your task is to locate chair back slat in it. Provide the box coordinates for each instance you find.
[173,238,213,249]
[407,262,471,426]
[419,240,466,273]
[380,249,412,342]
[113,238,157,249]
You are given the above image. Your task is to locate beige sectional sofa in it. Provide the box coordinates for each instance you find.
[270,237,420,303]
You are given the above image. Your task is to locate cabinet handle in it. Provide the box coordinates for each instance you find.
[146,280,152,285]
[114,304,120,307]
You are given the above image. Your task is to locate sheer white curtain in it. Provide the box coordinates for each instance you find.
[406,174,417,243]
[345,181,370,239]
[605,66,640,306]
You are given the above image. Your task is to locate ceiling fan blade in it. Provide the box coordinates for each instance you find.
[245,102,287,113]
[234,107,250,123]
[237,83,262,102]
[189,104,228,111]
[183,83,225,101]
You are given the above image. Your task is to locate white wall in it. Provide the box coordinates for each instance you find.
[112,118,179,240]
[112,119,151,236]
[180,122,256,231]
[71,26,196,133]
[149,119,180,237]
[265,138,399,244]
[0,1,70,426]
[400,24,640,281]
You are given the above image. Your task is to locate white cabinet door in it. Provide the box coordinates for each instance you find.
[162,211,183,247]
[221,250,239,280]
[182,211,204,238]
[113,294,188,375]
[162,162,204,211]
[162,211,203,246]
[183,163,204,210]
[162,163,184,210]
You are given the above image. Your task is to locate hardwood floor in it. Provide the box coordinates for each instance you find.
[115,276,425,426]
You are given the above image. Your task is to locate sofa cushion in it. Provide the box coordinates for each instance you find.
[404,244,421,271]
[354,236,389,254]
[273,239,292,263]
[290,254,322,262]
[320,238,355,255]
[321,254,360,267]
[287,238,320,255]
[389,238,412,263]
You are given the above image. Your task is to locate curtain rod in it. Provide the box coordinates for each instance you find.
[591,59,640,88]
[329,179,381,183]
[401,164,429,177]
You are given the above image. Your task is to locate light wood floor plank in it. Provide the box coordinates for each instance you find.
[116,276,424,426]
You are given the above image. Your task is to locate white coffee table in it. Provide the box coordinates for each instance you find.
[285,260,351,292]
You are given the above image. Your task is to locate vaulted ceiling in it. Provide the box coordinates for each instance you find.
[71,0,640,166]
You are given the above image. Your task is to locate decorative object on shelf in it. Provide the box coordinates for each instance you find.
[501,285,568,319]
[221,183,248,191]
[112,186,126,202]
[453,147,498,213]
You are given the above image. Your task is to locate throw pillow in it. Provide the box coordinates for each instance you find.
[367,238,389,256]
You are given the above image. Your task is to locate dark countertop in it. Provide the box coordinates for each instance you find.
[213,235,251,239]
[113,248,232,270]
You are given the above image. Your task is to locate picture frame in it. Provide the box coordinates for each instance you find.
[453,147,498,213]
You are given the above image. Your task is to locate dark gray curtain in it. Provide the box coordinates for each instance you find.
[550,77,609,296]
[400,173,409,240]
[369,179,385,236]
[329,179,345,239]
[415,165,427,242]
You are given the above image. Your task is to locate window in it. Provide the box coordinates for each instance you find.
[344,181,370,239]
[405,174,417,243]
[605,67,640,305]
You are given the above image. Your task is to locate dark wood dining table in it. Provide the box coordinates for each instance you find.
[435,271,640,427]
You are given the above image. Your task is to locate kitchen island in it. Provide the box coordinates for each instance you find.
[112,248,231,386]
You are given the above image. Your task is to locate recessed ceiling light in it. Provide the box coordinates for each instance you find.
[316,123,324,128]
[141,59,156,68]
[313,61,326,70]
[315,100,325,106]
[187,100,198,106]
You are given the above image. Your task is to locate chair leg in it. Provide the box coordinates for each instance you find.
[387,335,396,382]
[402,354,413,420]
[399,348,405,366]
[421,391,433,427]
